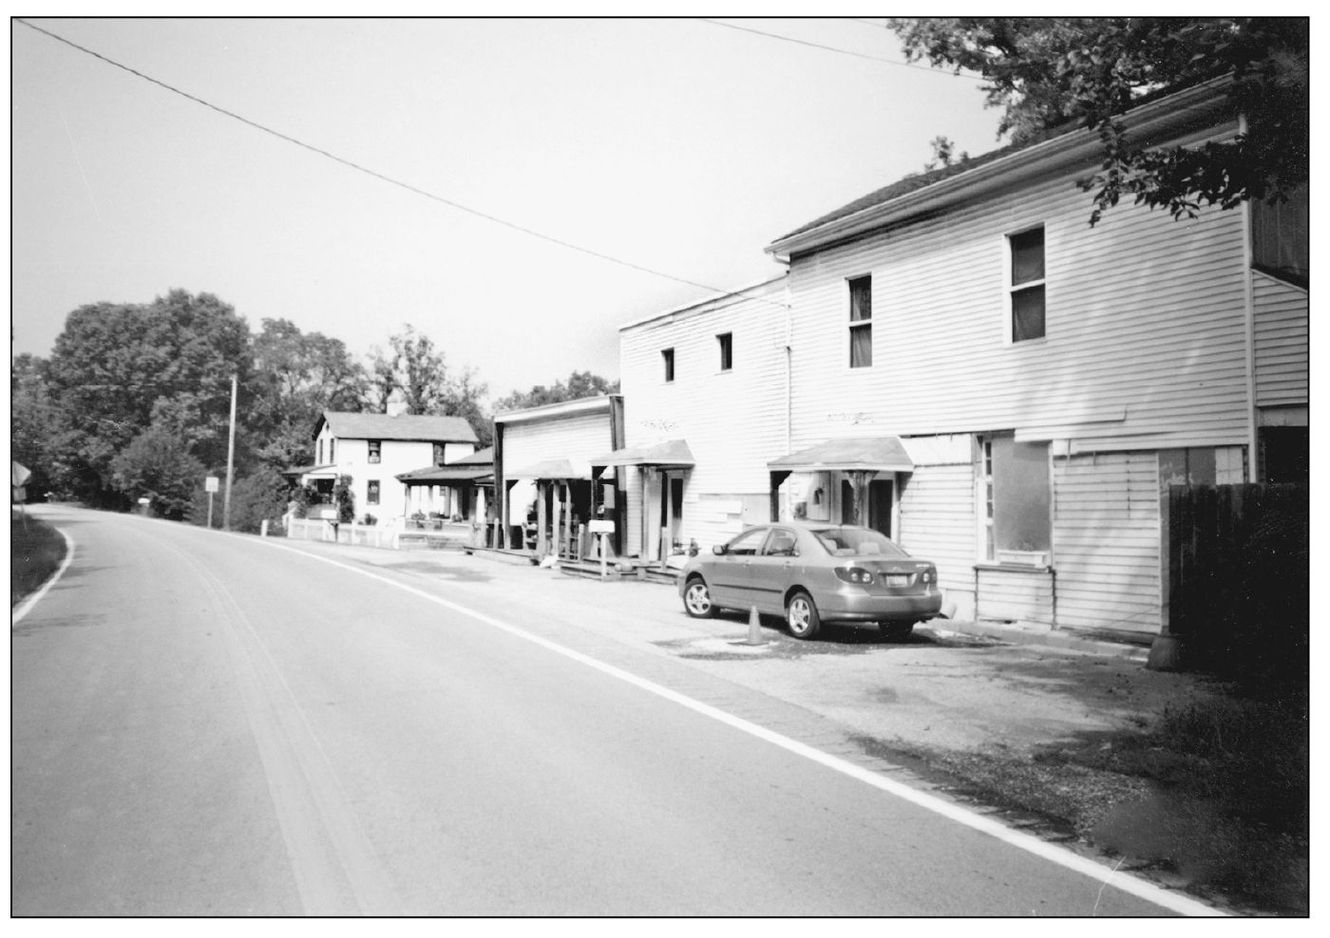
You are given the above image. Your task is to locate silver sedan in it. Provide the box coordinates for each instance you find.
[677,523,943,640]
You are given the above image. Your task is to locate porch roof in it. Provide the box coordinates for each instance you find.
[507,458,591,480]
[289,463,339,479]
[397,464,493,484]
[589,439,696,469]
[768,436,914,473]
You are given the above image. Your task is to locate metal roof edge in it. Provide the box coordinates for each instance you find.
[494,393,621,425]
[616,273,788,333]
[766,76,1234,260]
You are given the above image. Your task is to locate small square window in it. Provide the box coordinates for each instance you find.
[368,440,382,464]
[1009,227,1045,342]
[662,348,675,383]
[848,275,872,368]
[717,333,733,371]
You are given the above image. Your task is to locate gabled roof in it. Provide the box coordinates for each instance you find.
[767,76,1233,259]
[315,411,478,444]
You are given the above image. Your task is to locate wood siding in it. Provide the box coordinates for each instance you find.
[1052,452,1162,634]
[1252,271,1309,408]
[619,278,789,551]
[898,459,977,619]
[500,412,614,473]
[785,171,1251,452]
[975,567,1055,623]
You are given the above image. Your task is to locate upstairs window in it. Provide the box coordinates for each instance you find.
[329,439,336,463]
[318,439,324,464]
[717,332,733,371]
[368,440,382,464]
[1009,227,1046,342]
[433,444,447,466]
[662,348,675,383]
[1251,184,1308,287]
[848,275,872,368]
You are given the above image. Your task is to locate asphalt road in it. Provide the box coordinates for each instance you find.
[12,506,1205,916]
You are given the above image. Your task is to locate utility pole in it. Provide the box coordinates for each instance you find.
[223,373,237,530]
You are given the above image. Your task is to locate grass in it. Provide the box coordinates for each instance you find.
[11,510,66,607]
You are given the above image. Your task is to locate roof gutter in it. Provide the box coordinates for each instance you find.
[766,76,1234,261]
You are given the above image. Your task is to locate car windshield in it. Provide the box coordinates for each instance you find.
[810,526,909,559]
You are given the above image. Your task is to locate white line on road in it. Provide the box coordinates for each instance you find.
[258,537,1225,916]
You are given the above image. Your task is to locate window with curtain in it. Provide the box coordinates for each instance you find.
[1009,227,1045,342]
[848,275,872,368]
[367,480,380,505]
[1251,184,1308,286]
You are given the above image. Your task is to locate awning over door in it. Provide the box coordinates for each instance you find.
[767,436,914,473]
[507,458,591,480]
[397,465,493,484]
[589,439,696,470]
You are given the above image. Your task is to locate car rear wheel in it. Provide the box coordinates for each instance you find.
[683,577,716,618]
[786,591,821,640]
[879,621,915,642]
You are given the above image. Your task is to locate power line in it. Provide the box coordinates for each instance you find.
[16,18,779,307]
[697,17,966,75]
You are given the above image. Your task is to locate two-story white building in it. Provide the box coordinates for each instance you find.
[621,76,1307,638]
[615,276,789,562]
[300,410,478,522]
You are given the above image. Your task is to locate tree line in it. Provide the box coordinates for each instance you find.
[11,288,617,529]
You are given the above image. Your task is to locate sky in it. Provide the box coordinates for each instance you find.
[10,16,1005,401]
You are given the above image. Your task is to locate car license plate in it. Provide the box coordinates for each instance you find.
[885,574,911,588]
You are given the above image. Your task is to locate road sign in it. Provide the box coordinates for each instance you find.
[205,476,220,493]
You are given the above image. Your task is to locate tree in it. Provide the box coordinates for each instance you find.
[10,354,64,500]
[365,324,491,443]
[45,290,253,505]
[218,465,293,534]
[890,17,1309,224]
[925,135,968,172]
[494,370,619,413]
[366,324,449,414]
[110,425,207,520]
[250,318,366,470]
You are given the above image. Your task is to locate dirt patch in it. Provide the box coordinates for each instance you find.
[848,669,1309,917]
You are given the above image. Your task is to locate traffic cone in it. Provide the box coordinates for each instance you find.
[744,605,766,646]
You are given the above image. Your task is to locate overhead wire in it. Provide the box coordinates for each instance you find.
[696,17,975,76]
[15,17,788,310]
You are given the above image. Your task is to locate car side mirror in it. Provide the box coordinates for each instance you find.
[712,544,727,556]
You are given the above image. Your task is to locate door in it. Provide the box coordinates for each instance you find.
[746,526,799,615]
[708,527,770,609]
[868,478,894,538]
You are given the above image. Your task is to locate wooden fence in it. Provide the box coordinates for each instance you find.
[1168,484,1308,674]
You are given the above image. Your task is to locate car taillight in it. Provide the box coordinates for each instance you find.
[920,567,936,585]
[835,567,875,585]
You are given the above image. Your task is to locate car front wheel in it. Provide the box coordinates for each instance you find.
[683,577,716,618]
[786,591,821,640]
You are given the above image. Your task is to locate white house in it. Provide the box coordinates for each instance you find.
[614,275,789,561]
[299,411,478,522]
[761,75,1307,635]
[618,76,1306,638]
